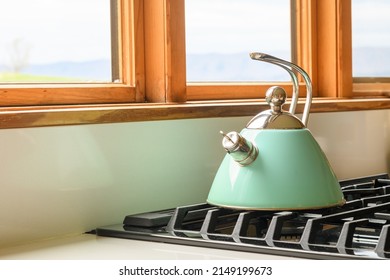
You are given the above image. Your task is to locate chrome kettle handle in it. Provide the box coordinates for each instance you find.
[250,52,312,126]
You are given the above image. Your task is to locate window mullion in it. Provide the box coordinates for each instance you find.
[143,0,186,103]
[111,0,121,82]
[336,0,352,98]
[165,0,187,103]
[315,0,352,98]
[129,0,146,102]
[293,0,318,97]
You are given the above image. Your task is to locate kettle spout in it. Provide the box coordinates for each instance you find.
[220,131,258,166]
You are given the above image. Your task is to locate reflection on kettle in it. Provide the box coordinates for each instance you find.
[207,53,345,210]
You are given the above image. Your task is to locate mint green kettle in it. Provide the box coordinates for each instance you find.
[207,53,345,210]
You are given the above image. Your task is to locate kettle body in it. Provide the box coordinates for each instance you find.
[207,128,344,210]
[206,53,345,210]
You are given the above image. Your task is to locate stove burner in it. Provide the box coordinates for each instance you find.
[95,174,390,259]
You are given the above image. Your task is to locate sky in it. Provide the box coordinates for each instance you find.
[352,0,390,48]
[0,0,111,65]
[0,0,389,67]
[185,0,290,55]
[0,0,291,66]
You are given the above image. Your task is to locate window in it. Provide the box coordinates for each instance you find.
[0,0,113,83]
[0,0,140,106]
[185,0,291,82]
[352,0,390,96]
[185,0,298,100]
[1,0,390,129]
[352,0,390,78]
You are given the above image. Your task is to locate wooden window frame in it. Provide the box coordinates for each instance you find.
[1,0,390,129]
[0,0,143,106]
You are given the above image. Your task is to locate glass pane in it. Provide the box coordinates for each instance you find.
[185,0,291,82]
[352,0,390,77]
[0,0,114,83]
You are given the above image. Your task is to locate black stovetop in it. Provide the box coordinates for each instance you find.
[95,174,390,259]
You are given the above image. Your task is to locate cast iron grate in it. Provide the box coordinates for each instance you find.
[96,173,390,259]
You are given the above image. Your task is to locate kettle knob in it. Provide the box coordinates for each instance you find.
[265,86,286,114]
[246,85,304,129]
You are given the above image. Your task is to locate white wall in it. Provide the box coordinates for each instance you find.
[0,110,389,248]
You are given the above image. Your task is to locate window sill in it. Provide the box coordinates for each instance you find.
[1,97,390,129]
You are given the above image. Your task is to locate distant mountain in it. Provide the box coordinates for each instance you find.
[0,59,112,82]
[25,59,112,81]
[186,51,292,82]
[186,48,390,81]
[1,47,390,82]
[353,47,390,77]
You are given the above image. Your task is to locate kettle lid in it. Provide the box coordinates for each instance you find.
[246,86,305,129]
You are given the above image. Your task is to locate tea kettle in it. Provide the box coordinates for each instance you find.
[207,52,345,210]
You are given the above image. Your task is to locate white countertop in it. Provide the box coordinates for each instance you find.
[3,235,387,280]
[0,234,297,260]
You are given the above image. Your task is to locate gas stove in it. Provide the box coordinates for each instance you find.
[95,174,390,259]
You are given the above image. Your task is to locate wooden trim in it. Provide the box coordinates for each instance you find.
[316,0,337,98]
[143,0,186,103]
[0,84,135,106]
[126,0,146,102]
[315,0,352,98]
[353,82,390,97]
[2,98,390,129]
[144,0,166,102]
[187,83,306,100]
[293,0,318,96]
[110,0,121,81]
[165,0,187,102]
[336,0,352,98]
